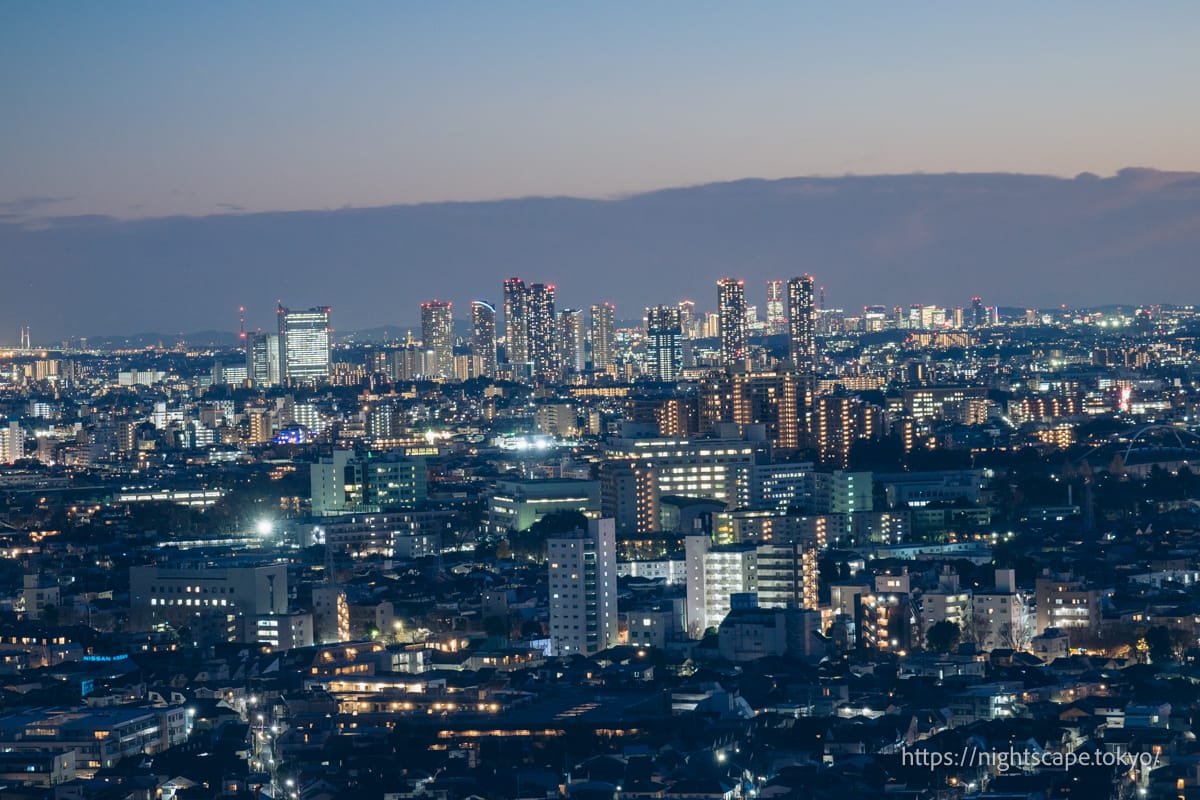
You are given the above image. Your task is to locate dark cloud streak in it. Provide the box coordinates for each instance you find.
[3,169,1200,344]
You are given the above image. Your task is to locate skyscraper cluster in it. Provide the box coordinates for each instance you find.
[500,279,560,380]
[713,276,819,374]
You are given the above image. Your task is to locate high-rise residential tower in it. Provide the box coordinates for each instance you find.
[419,300,455,379]
[277,304,332,383]
[717,278,747,368]
[471,300,497,378]
[503,278,529,368]
[590,302,615,372]
[766,280,786,333]
[645,305,682,381]
[787,275,817,372]
[557,308,586,377]
[527,283,558,380]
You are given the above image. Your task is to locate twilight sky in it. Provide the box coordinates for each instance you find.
[2,1,1199,219]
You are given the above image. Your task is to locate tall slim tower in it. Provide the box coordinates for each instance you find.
[677,300,696,339]
[970,296,987,328]
[645,305,682,381]
[590,302,615,372]
[470,301,498,378]
[503,278,529,367]
[557,308,585,377]
[419,300,455,379]
[277,304,332,384]
[787,275,817,372]
[527,283,558,380]
[717,278,747,368]
[766,281,786,333]
[246,331,281,387]
[548,518,618,656]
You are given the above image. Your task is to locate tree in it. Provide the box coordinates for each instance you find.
[925,620,961,654]
[483,615,509,640]
[998,617,1035,652]
[1108,453,1127,479]
[1144,626,1175,664]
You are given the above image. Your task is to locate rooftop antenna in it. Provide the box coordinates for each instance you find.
[239,306,247,342]
[819,286,826,310]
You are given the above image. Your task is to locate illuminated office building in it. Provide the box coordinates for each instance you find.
[245,331,281,387]
[644,305,682,381]
[277,304,331,383]
[602,435,769,505]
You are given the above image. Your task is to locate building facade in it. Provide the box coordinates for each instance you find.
[548,518,618,656]
[277,304,331,383]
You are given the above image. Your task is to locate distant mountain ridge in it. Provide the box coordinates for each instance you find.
[3,167,1200,344]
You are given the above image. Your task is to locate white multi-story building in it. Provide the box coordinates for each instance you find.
[920,568,973,645]
[1035,571,1098,636]
[685,535,818,638]
[547,518,618,656]
[0,421,24,463]
[974,568,1032,652]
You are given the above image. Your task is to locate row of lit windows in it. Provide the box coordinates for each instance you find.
[150,597,231,607]
[150,585,237,595]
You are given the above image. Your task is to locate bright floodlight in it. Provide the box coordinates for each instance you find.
[255,519,273,536]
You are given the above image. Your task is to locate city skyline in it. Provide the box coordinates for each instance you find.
[5,6,1200,796]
